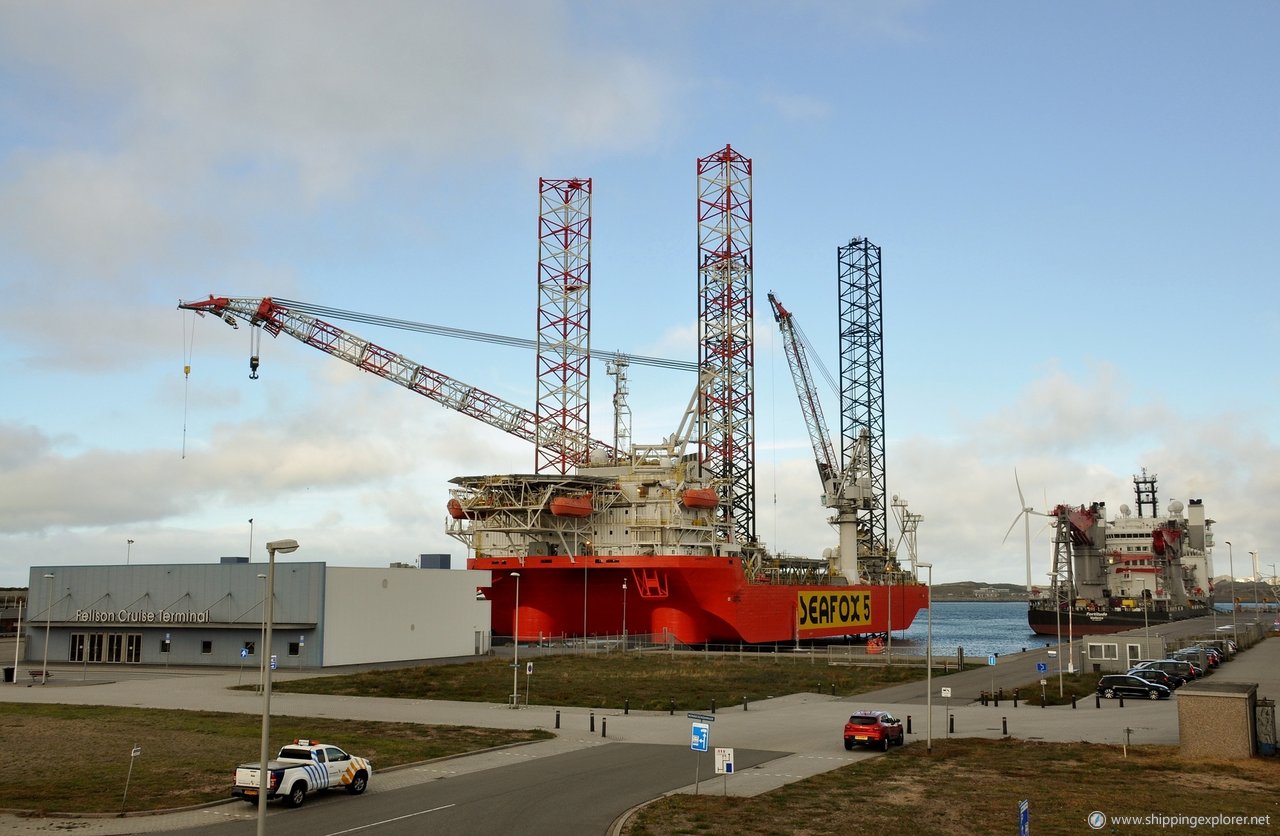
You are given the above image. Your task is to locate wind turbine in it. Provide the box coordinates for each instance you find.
[1002,469,1051,597]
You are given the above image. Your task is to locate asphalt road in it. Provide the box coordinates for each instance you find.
[172,744,787,836]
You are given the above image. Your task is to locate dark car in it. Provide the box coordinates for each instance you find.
[843,710,904,751]
[1096,674,1171,700]
[1126,668,1179,690]
[1133,659,1198,683]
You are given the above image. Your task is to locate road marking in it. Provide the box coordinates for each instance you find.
[324,803,456,835]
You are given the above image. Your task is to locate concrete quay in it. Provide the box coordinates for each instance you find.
[0,622,1274,834]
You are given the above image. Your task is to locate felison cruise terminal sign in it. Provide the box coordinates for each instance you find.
[73,609,211,624]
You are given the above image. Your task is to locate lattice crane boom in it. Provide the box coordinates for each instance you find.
[767,291,838,498]
[178,295,620,461]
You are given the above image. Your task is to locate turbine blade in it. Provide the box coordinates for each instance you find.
[1002,512,1023,545]
[1014,468,1026,508]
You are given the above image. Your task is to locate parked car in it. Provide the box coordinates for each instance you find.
[1096,674,1171,701]
[1171,648,1215,670]
[1126,668,1179,690]
[1133,659,1198,683]
[843,710,904,751]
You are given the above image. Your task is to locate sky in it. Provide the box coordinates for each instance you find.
[1,1,1277,589]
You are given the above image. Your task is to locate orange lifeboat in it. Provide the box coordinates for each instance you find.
[549,495,593,517]
[447,498,468,520]
[680,488,719,509]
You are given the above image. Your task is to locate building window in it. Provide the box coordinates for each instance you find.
[287,642,300,657]
[1087,643,1119,660]
[160,640,171,654]
[244,640,256,656]
[201,641,213,655]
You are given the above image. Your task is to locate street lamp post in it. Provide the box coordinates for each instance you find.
[510,572,521,708]
[126,539,134,565]
[1226,541,1236,639]
[917,562,933,755]
[258,538,299,836]
[1051,571,1063,697]
[40,573,54,685]
[1249,552,1260,621]
[621,577,628,650]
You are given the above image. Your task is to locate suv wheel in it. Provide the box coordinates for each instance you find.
[1148,689,1160,700]
[1103,688,1116,699]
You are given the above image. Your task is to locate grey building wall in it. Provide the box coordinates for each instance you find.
[322,567,489,665]
[23,562,487,669]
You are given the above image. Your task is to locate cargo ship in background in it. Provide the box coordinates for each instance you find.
[181,145,930,646]
[1028,470,1214,636]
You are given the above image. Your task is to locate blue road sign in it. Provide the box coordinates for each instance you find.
[691,722,709,752]
[988,654,997,666]
[1019,799,1029,836]
[1036,662,1048,673]
[240,648,249,659]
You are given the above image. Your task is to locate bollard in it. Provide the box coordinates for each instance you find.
[743,696,749,711]
[712,698,716,714]
[1013,691,1019,708]
[1002,716,1007,736]
[555,709,560,729]
[1095,694,1101,709]
[994,693,999,708]
[830,683,836,696]
[949,714,954,734]
[624,698,629,715]
[981,691,988,707]
[906,715,912,734]
[602,718,607,738]
[1119,696,1124,708]
[997,687,1004,701]
[590,711,595,732]
[1072,694,1077,709]
[669,698,675,715]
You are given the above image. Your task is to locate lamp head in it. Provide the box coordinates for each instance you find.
[43,573,55,579]
[266,539,300,555]
[510,572,520,578]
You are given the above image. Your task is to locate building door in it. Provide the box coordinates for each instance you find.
[126,634,142,664]
[107,633,123,663]
[87,633,104,663]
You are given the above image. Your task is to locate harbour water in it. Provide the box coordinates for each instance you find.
[889,601,1041,659]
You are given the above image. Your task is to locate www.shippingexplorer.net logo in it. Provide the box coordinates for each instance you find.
[1087,811,1106,829]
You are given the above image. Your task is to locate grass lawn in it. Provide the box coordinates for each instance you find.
[623,738,1280,836]
[0,703,550,815]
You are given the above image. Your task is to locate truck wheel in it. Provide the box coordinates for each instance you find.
[286,782,307,808]
[843,739,853,751]
[347,771,368,795]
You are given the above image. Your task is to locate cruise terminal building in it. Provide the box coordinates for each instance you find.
[23,561,491,669]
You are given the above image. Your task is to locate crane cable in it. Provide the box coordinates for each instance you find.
[274,298,698,373]
[181,311,198,459]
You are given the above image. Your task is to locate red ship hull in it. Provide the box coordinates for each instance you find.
[471,554,929,645]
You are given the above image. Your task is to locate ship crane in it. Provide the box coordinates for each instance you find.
[768,291,874,582]
[178,295,623,464]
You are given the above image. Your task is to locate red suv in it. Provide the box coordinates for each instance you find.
[843,710,904,751]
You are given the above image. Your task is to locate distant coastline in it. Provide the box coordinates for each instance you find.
[929,582,1027,603]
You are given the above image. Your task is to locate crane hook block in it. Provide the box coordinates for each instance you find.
[249,355,260,379]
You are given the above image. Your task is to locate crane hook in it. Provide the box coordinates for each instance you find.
[249,355,260,379]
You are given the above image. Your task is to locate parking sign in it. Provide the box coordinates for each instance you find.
[691,722,709,752]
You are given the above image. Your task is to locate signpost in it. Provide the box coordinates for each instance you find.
[122,744,142,812]
[1036,662,1048,673]
[690,719,710,795]
[715,747,734,796]
[1019,798,1030,835]
[525,661,533,705]
[941,686,952,736]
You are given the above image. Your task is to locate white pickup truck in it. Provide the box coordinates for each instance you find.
[232,739,372,808]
